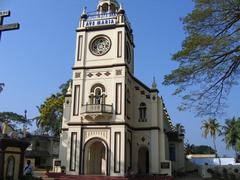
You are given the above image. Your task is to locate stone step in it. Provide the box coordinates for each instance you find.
[46,173,173,180]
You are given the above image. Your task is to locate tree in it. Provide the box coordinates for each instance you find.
[163,0,240,117]
[36,80,71,136]
[175,123,186,135]
[201,118,221,164]
[185,142,195,155]
[185,142,216,155]
[222,117,240,156]
[36,94,64,136]
[0,112,28,129]
[0,83,4,93]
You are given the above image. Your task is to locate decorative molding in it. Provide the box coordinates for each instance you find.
[114,132,121,173]
[67,122,160,131]
[105,71,111,76]
[70,132,77,171]
[82,128,110,144]
[96,72,102,77]
[116,70,122,75]
[87,73,93,77]
[75,72,81,78]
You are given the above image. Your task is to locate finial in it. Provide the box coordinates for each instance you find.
[117,3,125,14]
[152,77,157,89]
[82,6,87,14]
[119,3,123,10]
[81,6,88,19]
[67,81,72,95]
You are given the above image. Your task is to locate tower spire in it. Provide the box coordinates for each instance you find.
[152,77,157,89]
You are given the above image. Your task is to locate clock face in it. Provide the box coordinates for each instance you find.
[90,36,111,56]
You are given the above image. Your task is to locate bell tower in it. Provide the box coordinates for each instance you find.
[75,0,135,74]
[60,0,136,176]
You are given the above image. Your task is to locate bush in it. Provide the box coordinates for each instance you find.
[234,168,239,173]
[228,173,236,180]
[222,168,228,179]
[207,168,213,174]
[208,168,221,179]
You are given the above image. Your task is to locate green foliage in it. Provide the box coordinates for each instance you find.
[0,83,4,93]
[201,118,221,163]
[175,123,185,134]
[185,142,216,155]
[194,145,215,154]
[202,118,221,139]
[36,94,64,136]
[36,80,71,137]
[0,112,28,129]
[163,0,240,116]
[222,117,240,154]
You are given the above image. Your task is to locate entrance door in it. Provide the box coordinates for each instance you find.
[138,147,149,174]
[84,140,107,175]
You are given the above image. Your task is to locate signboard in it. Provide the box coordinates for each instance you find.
[0,11,10,17]
[161,162,170,169]
[0,23,19,31]
[84,18,116,27]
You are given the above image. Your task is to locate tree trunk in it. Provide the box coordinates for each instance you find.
[213,138,221,165]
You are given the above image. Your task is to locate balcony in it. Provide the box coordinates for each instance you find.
[81,104,113,121]
[81,11,132,30]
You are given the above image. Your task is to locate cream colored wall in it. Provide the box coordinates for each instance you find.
[59,131,68,168]
[66,127,81,175]
[132,131,151,173]
[74,27,126,68]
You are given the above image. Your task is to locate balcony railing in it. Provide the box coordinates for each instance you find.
[82,11,132,29]
[87,12,117,20]
[81,104,113,114]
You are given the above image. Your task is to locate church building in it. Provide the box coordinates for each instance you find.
[59,0,185,177]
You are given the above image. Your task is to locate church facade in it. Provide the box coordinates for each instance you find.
[59,0,185,177]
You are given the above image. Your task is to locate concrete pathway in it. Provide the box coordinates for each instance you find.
[174,174,205,180]
[33,170,54,180]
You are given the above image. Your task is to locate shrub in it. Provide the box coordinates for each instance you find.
[234,168,239,173]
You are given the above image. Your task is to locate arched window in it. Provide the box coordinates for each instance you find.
[6,156,15,180]
[89,84,106,105]
[139,102,147,122]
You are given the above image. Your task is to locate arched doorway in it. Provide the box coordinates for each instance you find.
[84,139,108,175]
[138,147,149,174]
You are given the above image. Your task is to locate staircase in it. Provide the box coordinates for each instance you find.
[47,173,129,180]
[46,173,173,180]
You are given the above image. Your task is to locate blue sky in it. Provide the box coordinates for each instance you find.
[0,0,239,156]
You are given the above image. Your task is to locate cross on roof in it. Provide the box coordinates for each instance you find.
[0,10,20,40]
